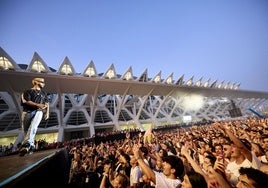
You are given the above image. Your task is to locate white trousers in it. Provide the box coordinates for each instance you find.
[22,110,43,146]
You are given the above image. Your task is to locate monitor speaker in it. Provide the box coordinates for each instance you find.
[229,108,242,117]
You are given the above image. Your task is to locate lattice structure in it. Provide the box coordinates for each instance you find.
[0,47,268,144]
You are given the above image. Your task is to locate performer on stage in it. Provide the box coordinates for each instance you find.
[19,77,49,156]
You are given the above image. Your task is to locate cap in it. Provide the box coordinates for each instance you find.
[32,78,45,85]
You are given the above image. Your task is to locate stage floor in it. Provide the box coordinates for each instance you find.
[0,149,60,185]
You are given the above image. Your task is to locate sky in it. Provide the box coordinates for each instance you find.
[1,0,268,92]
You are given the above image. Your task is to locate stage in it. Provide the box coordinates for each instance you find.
[0,148,70,187]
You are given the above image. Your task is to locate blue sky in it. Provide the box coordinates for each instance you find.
[1,0,268,92]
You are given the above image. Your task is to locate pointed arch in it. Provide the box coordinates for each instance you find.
[164,73,174,84]
[58,57,76,75]
[151,71,161,83]
[186,76,194,86]
[210,80,218,88]
[136,69,148,82]
[218,81,225,89]
[176,74,184,85]
[103,64,117,79]
[0,47,21,70]
[121,66,133,80]
[195,77,203,87]
[83,60,97,77]
[27,52,51,73]
[203,78,211,88]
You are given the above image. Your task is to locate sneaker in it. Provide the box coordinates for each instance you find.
[28,145,35,155]
[19,147,29,156]
[20,142,30,149]
[19,143,34,156]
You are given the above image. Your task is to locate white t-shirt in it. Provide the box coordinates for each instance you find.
[154,171,181,188]
[130,166,142,187]
[226,158,252,187]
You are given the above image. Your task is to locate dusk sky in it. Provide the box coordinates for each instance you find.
[1,0,268,92]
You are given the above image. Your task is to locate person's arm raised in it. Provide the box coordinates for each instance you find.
[222,123,252,162]
[133,144,156,184]
[180,146,207,178]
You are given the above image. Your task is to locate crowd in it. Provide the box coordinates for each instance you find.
[66,116,268,188]
[2,77,267,187]
[1,116,268,187]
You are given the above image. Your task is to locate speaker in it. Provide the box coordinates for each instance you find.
[229,108,242,117]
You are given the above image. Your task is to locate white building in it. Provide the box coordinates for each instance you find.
[0,47,268,146]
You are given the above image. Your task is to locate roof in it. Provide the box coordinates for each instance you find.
[1,70,268,99]
[1,46,267,99]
